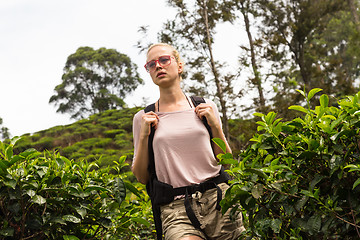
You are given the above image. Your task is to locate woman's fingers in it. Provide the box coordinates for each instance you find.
[142,111,159,133]
[195,104,217,127]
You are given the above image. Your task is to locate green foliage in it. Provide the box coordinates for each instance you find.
[49,46,144,119]
[0,138,154,239]
[221,89,360,239]
[0,117,10,140]
[14,108,140,169]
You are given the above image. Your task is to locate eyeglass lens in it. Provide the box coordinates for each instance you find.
[145,56,171,72]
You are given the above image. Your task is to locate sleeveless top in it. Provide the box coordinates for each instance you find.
[132,99,222,188]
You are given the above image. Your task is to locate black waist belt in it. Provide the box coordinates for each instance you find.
[154,168,230,231]
[182,178,226,230]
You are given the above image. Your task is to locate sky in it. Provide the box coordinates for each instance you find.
[0,0,243,137]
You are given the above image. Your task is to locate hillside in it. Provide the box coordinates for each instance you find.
[14,107,141,169]
[12,106,257,170]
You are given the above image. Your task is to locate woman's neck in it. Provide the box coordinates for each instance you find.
[157,86,191,112]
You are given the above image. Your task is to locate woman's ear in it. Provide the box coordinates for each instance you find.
[178,61,183,74]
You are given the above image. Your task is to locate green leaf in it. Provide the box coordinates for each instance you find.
[124,181,141,198]
[75,207,87,218]
[289,105,308,114]
[219,158,238,165]
[56,157,65,168]
[308,214,321,233]
[320,94,329,108]
[353,178,360,189]
[114,177,126,205]
[253,112,264,118]
[0,160,9,174]
[0,228,14,237]
[321,115,336,120]
[308,88,322,101]
[84,185,110,192]
[131,217,151,227]
[63,235,80,240]
[271,219,282,234]
[62,215,81,223]
[212,138,227,153]
[31,195,46,205]
[251,184,264,199]
[4,179,16,189]
[26,189,36,197]
[5,145,13,161]
[296,89,306,98]
[244,168,268,180]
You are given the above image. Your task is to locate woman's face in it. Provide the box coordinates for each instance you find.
[146,45,183,87]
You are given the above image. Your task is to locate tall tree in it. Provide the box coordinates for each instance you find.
[49,47,143,119]
[348,0,360,33]
[154,0,241,139]
[253,0,353,118]
[224,0,267,113]
[0,117,10,140]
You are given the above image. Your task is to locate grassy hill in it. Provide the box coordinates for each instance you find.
[13,107,257,170]
[14,107,141,169]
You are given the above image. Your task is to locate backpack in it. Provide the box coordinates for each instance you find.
[144,96,230,240]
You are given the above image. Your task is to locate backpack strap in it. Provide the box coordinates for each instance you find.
[143,97,218,240]
[190,96,213,140]
[144,103,163,240]
[144,103,156,179]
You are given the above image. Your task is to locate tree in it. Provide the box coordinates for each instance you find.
[0,117,10,140]
[154,0,241,139]
[223,0,267,113]
[49,47,143,119]
[253,0,356,118]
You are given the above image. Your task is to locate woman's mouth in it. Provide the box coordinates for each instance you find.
[156,72,166,77]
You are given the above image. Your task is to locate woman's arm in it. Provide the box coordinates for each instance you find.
[194,101,231,157]
[131,111,159,184]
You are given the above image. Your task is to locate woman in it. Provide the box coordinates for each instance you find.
[132,43,244,240]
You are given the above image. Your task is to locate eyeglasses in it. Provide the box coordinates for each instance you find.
[144,55,174,73]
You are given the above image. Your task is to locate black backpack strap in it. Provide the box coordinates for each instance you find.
[190,96,213,140]
[144,103,163,240]
[144,103,156,178]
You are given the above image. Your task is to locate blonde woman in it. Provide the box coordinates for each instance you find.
[132,43,244,240]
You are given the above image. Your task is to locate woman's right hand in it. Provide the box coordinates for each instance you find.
[140,111,159,138]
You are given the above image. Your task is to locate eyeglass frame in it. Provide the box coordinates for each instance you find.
[144,55,176,73]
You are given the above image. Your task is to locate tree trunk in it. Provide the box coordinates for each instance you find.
[348,0,360,33]
[240,1,266,112]
[201,0,230,140]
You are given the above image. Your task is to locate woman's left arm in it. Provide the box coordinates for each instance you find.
[194,102,232,156]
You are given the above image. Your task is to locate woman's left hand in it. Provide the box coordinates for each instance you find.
[194,103,219,128]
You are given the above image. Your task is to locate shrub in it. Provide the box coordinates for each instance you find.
[221,89,360,239]
[0,138,154,239]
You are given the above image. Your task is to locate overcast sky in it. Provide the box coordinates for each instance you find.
[0,0,242,137]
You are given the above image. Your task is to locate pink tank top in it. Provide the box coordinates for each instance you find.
[132,99,222,188]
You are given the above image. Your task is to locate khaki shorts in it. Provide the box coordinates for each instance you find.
[160,183,245,240]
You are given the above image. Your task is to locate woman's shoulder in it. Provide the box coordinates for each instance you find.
[204,98,217,108]
[133,109,145,120]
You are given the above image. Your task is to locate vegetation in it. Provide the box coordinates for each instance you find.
[4,89,360,239]
[49,47,143,119]
[1,0,360,239]
[0,117,10,140]
[14,108,140,170]
[221,89,360,239]
[0,138,154,240]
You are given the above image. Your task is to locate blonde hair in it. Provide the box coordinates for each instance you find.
[147,43,183,65]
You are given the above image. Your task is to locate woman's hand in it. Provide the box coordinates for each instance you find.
[194,103,219,128]
[140,111,159,138]
[195,102,232,155]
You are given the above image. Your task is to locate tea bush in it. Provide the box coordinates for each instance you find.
[0,138,154,240]
[221,89,360,239]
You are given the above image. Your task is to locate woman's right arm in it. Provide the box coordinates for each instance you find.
[131,111,159,185]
